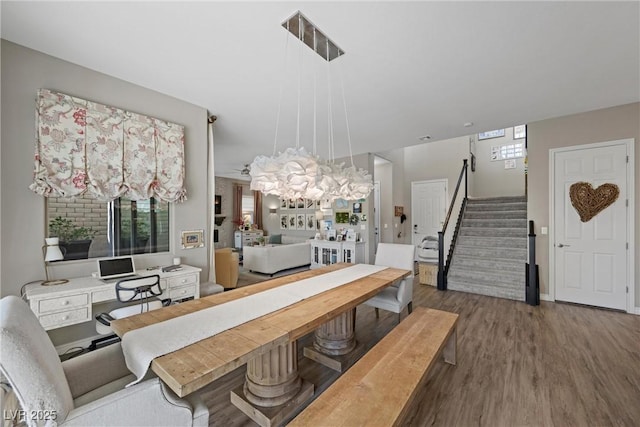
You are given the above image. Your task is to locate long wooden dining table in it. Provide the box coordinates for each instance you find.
[111,262,410,426]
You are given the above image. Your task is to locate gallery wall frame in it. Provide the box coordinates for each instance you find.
[478,129,505,140]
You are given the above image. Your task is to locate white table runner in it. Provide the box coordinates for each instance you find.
[122,264,387,385]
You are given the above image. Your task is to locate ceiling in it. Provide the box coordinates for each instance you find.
[2,2,639,180]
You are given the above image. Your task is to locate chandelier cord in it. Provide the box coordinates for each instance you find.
[312,28,317,156]
[338,59,355,167]
[272,26,290,156]
[326,40,335,163]
[295,13,304,149]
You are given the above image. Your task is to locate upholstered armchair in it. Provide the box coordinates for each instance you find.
[364,243,416,322]
[215,248,239,289]
[0,296,209,427]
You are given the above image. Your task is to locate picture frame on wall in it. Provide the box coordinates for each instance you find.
[280,199,287,210]
[352,202,362,213]
[288,198,296,209]
[181,229,204,249]
[280,214,288,230]
[513,125,526,139]
[297,198,305,209]
[335,211,350,223]
[335,199,348,209]
[289,214,296,229]
[214,195,221,215]
[297,214,305,230]
[478,129,505,140]
[305,199,314,209]
[306,213,315,230]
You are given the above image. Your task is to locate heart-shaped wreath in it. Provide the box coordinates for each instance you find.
[569,182,619,222]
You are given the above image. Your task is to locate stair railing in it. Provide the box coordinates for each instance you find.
[526,220,540,305]
[437,159,468,290]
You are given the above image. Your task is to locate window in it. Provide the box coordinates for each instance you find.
[241,195,254,225]
[491,142,525,161]
[47,195,170,260]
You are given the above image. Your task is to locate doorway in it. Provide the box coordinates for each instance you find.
[411,179,447,254]
[550,139,634,312]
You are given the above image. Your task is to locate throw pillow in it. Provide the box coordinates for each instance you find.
[269,234,282,244]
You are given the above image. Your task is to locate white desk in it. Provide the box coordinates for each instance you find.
[24,265,201,330]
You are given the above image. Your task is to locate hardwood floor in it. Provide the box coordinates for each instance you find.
[199,279,640,426]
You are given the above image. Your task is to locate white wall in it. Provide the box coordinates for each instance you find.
[1,40,210,345]
[471,128,526,197]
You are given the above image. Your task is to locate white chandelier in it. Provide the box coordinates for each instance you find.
[250,11,373,202]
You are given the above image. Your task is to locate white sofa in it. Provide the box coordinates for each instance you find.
[243,235,311,275]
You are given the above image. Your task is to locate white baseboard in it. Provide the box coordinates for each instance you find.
[55,334,102,356]
[540,293,553,302]
[540,294,639,315]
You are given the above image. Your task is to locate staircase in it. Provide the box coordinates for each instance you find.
[447,196,527,301]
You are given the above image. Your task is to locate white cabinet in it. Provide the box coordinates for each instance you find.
[234,230,264,249]
[310,240,365,269]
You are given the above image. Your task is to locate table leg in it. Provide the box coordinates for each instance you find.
[313,309,356,356]
[244,341,302,407]
[303,308,366,372]
[231,341,314,427]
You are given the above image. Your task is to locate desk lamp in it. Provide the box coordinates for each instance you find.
[43,238,69,286]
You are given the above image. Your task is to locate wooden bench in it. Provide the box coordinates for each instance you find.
[289,307,458,427]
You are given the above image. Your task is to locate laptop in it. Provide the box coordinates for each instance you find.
[97,256,137,282]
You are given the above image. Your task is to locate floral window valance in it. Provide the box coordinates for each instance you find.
[29,89,187,203]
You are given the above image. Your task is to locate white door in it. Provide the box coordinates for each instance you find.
[411,180,447,248]
[552,142,629,310]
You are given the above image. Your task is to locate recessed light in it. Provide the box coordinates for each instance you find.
[418,135,431,141]
[463,122,474,127]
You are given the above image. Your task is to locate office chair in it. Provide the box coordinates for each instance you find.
[93,275,170,349]
[364,243,416,322]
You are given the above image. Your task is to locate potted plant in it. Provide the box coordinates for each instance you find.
[49,216,96,260]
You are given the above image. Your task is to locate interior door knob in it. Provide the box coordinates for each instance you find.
[557,243,570,248]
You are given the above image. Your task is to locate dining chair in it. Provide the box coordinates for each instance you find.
[0,295,209,427]
[364,243,416,322]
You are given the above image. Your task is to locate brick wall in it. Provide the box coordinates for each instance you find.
[47,194,108,237]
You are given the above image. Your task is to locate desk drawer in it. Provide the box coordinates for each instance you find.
[92,288,116,303]
[169,285,196,300]
[38,294,89,314]
[39,307,90,330]
[167,274,198,288]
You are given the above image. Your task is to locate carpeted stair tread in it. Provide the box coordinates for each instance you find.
[459,227,526,237]
[465,202,528,212]
[462,219,528,228]
[465,210,527,219]
[456,236,527,249]
[447,278,525,301]
[455,245,526,260]
[451,255,526,271]
[448,266,525,284]
[467,196,526,203]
